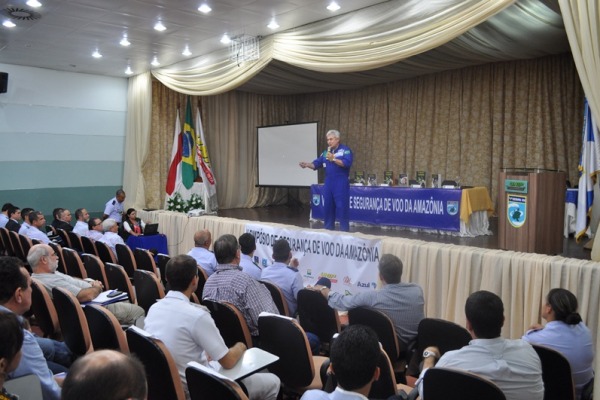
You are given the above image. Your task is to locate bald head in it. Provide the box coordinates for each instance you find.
[193,229,212,249]
[62,350,147,400]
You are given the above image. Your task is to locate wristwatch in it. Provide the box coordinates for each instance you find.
[423,350,439,359]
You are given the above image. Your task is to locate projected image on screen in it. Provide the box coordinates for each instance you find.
[257,122,318,187]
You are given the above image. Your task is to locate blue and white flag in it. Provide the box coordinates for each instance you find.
[576,99,600,241]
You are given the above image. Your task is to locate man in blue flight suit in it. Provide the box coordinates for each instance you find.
[300,129,353,231]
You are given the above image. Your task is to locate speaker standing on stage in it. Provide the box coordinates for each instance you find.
[299,129,353,231]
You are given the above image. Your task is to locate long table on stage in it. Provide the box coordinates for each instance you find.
[310,184,494,237]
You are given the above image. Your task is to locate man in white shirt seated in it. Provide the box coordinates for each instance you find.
[239,233,262,280]
[187,229,217,276]
[0,202,14,228]
[98,219,125,257]
[86,218,104,241]
[25,211,51,244]
[18,208,34,235]
[72,208,90,237]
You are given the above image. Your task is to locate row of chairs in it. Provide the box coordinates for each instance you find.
[0,227,41,268]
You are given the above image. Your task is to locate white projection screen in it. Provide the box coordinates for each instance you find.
[257,122,319,187]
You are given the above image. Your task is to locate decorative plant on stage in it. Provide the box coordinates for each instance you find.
[166,192,205,214]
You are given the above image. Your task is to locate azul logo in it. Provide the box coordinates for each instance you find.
[312,194,321,206]
[447,201,459,215]
[357,281,376,289]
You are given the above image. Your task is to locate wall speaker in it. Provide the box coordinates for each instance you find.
[0,72,7,93]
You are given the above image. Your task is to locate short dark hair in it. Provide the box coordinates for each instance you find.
[21,208,34,222]
[465,290,504,339]
[75,208,85,220]
[272,239,291,262]
[378,254,402,284]
[239,233,256,255]
[29,211,44,223]
[0,312,24,366]
[62,350,147,400]
[1,203,15,212]
[116,189,125,197]
[88,218,101,230]
[0,257,28,304]
[547,288,582,325]
[213,234,239,264]
[330,325,380,391]
[52,208,64,220]
[7,206,20,219]
[166,255,198,292]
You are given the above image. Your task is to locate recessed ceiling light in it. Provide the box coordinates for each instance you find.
[154,20,166,31]
[267,19,279,30]
[220,33,231,44]
[151,56,160,66]
[125,65,133,75]
[182,45,192,56]
[120,34,130,47]
[2,20,16,28]
[198,4,211,14]
[92,49,102,58]
[327,1,340,11]
[26,0,42,7]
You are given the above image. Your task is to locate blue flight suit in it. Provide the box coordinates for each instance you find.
[312,144,353,231]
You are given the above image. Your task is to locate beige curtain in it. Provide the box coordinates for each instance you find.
[142,53,583,210]
[560,0,600,125]
[122,72,152,209]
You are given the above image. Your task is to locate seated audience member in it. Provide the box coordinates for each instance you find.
[261,239,303,316]
[0,256,62,400]
[50,208,63,230]
[122,208,145,240]
[301,325,381,400]
[203,234,279,339]
[86,218,104,241]
[98,219,125,257]
[103,190,126,223]
[28,244,144,326]
[72,208,90,237]
[0,203,15,228]
[17,208,34,236]
[416,291,543,400]
[0,312,24,400]
[25,211,51,244]
[239,233,262,280]
[61,350,147,400]
[5,206,21,233]
[51,209,72,232]
[144,254,280,400]
[317,254,424,350]
[187,229,217,276]
[522,288,594,399]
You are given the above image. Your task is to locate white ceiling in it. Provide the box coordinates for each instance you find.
[0,0,389,77]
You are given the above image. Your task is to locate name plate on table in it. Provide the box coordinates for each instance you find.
[311,185,462,231]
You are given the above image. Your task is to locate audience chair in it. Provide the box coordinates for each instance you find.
[83,304,129,353]
[134,248,160,277]
[126,326,186,400]
[81,253,109,289]
[0,227,8,256]
[18,234,34,261]
[297,288,341,351]
[8,230,26,262]
[104,262,137,304]
[194,266,209,302]
[422,367,506,400]
[258,312,328,394]
[532,344,576,400]
[56,229,72,248]
[30,278,61,340]
[115,243,137,277]
[66,230,84,252]
[51,286,93,357]
[133,269,165,314]
[202,299,253,349]
[61,247,88,279]
[80,235,98,257]
[95,240,117,264]
[156,253,170,286]
[186,362,249,400]
[0,227,14,256]
[48,242,66,274]
[46,225,57,236]
[4,374,43,400]
[260,280,291,316]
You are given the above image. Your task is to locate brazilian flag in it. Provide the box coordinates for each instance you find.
[182,98,198,189]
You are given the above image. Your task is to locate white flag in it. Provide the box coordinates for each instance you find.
[195,109,218,211]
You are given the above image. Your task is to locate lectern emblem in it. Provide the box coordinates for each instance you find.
[507,195,527,228]
[312,194,321,206]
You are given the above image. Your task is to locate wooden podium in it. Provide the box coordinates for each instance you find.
[497,169,566,254]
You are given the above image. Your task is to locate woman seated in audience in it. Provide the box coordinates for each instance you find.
[122,208,145,240]
[522,288,594,399]
[0,312,25,400]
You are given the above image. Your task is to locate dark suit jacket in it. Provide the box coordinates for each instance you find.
[5,219,21,233]
[51,219,73,232]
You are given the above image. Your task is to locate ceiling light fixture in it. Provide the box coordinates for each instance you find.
[229,34,260,64]
[220,33,231,44]
[198,4,211,14]
[92,49,102,58]
[182,45,192,56]
[327,1,340,11]
[26,0,42,7]
[151,56,160,66]
[154,20,166,31]
[125,65,133,75]
[267,19,279,30]
[2,20,16,28]
[120,34,130,47]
